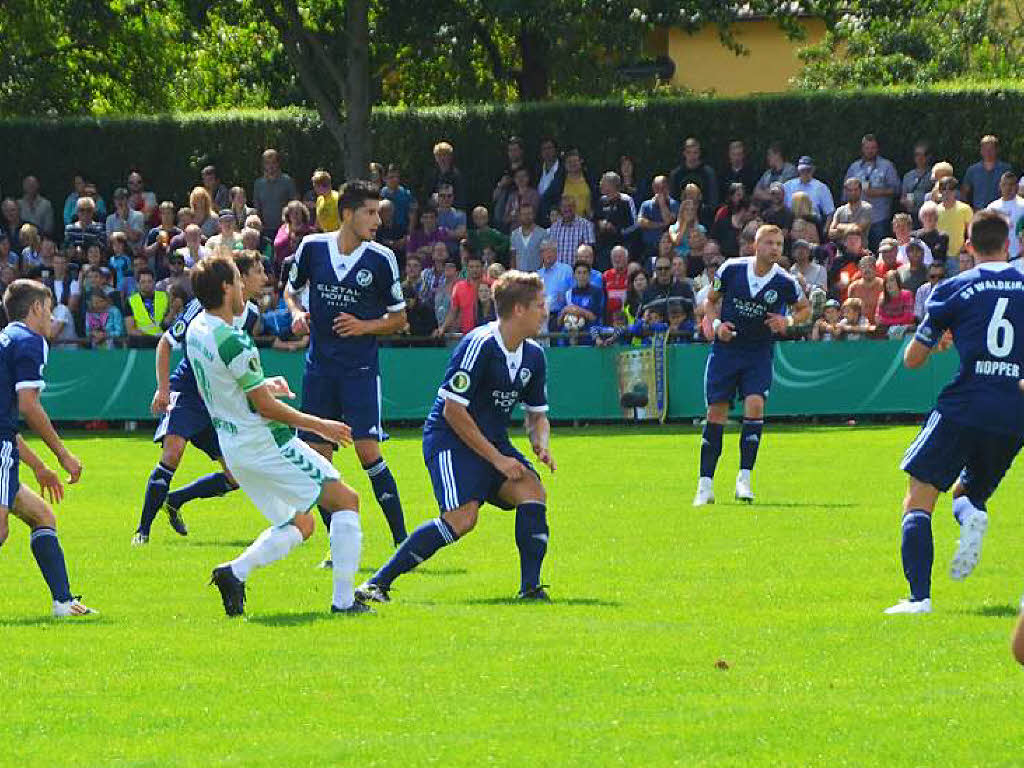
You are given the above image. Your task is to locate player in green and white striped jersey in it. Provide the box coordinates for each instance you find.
[186,254,370,616]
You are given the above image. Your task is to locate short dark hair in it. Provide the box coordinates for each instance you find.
[862,133,878,144]
[135,267,155,281]
[191,253,237,310]
[492,270,544,318]
[465,251,483,265]
[572,260,591,272]
[767,141,785,157]
[3,279,52,322]
[338,179,380,213]
[234,250,262,277]
[201,165,217,177]
[969,209,1010,256]
[507,135,524,148]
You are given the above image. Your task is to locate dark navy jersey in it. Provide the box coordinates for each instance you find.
[713,257,803,346]
[167,298,260,394]
[288,233,405,373]
[423,322,548,452]
[916,261,1024,434]
[0,322,47,438]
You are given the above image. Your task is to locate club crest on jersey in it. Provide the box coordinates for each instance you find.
[450,370,471,394]
[764,289,778,304]
[172,319,186,337]
[519,367,532,386]
[356,268,373,287]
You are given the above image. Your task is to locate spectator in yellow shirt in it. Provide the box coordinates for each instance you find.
[935,176,973,271]
[313,169,341,232]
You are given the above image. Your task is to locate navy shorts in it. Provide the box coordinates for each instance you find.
[424,439,538,513]
[299,368,382,444]
[901,410,1024,505]
[704,344,773,406]
[0,438,20,508]
[153,390,222,460]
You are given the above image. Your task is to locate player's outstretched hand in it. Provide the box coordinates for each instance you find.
[265,376,295,399]
[34,466,65,505]
[59,452,83,484]
[494,454,526,481]
[315,419,353,447]
[716,321,737,342]
[936,330,954,352]
[765,313,789,334]
[333,313,368,337]
[151,388,170,416]
[291,311,311,336]
[533,445,557,473]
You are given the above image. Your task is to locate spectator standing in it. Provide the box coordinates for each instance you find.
[789,239,827,294]
[144,201,182,267]
[719,140,759,196]
[892,213,932,267]
[312,170,340,233]
[17,176,54,238]
[17,224,41,274]
[156,251,192,297]
[273,201,313,274]
[638,176,679,261]
[829,178,873,243]
[86,288,126,349]
[962,135,1011,210]
[437,251,485,336]
[593,172,634,269]
[126,170,158,227]
[124,266,169,344]
[420,242,449,303]
[935,176,973,269]
[376,199,407,258]
[753,142,798,206]
[760,182,794,236]
[901,141,934,220]
[710,196,753,258]
[201,165,231,210]
[408,206,449,256]
[603,245,630,321]
[380,164,413,233]
[561,149,593,219]
[253,148,298,237]
[914,262,946,322]
[62,175,86,226]
[63,197,106,250]
[847,254,885,321]
[436,184,468,254]
[427,141,464,208]
[986,171,1024,265]
[106,187,146,250]
[875,237,901,277]
[536,137,566,224]
[190,186,220,238]
[618,155,645,204]
[898,240,929,294]
[843,134,899,247]
[546,196,594,266]
[432,257,460,331]
[783,157,835,226]
[175,223,209,267]
[229,186,256,226]
[668,137,719,220]
[790,192,825,244]
[913,201,949,267]
[498,167,540,234]
[509,202,547,273]
[207,210,244,252]
[536,239,573,327]
[1,199,22,252]
[107,232,134,288]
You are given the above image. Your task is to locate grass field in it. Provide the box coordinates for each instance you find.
[3,424,1024,767]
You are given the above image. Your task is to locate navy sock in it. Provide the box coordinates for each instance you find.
[30,527,72,603]
[739,419,764,471]
[371,517,457,588]
[138,462,175,535]
[167,472,236,510]
[901,509,934,601]
[318,505,334,529]
[699,422,724,479]
[515,502,549,592]
[364,458,407,544]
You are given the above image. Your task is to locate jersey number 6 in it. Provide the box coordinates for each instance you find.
[987,297,1014,358]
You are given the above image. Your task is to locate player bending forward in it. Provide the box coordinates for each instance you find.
[186,255,369,616]
[887,210,1024,614]
[357,271,555,603]
[694,224,809,506]
[0,280,93,616]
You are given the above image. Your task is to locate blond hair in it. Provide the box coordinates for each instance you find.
[492,270,544,318]
[790,191,813,219]
[189,186,213,219]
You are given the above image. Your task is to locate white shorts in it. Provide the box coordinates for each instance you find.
[224,434,340,527]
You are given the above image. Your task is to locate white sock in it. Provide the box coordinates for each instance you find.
[953,495,984,525]
[737,469,751,483]
[329,509,362,608]
[229,524,303,581]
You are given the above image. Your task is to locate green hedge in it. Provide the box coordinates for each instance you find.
[3,87,1023,211]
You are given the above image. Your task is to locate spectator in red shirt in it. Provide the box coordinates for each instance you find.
[875,269,916,334]
[602,245,630,321]
[436,250,484,336]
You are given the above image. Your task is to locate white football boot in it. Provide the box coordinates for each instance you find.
[693,477,715,507]
[883,598,932,615]
[735,470,754,503]
[950,508,988,581]
[53,598,98,617]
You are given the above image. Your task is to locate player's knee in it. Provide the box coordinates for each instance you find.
[161,441,184,469]
[1013,629,1024,666]
[445,505,478,536]
[354,441,381,466]
[706,403,728,423]
[292,513,315,541]
[743,396,764,419]
[319,481,359,514]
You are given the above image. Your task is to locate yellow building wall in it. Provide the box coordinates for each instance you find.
[665,18,827,96]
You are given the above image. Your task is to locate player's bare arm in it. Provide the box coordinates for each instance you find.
[245,384,352,447]
[525,410,555,472]
[17,435,64,505]
[332,309,407,338]
[904,334,951,369]
[151,333,173,415]
[704,288,736,342]
[766,296,810,334]
[284,286,310,335]
[18,388,81,483]
[443,398,525,481]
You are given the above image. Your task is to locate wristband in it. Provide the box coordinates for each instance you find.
[712,319,722,333]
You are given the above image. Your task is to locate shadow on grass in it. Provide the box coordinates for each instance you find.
[750,501,859,509]
[964,604,1018,618]
[0,615,109,627]
[186,540,257,549]
[354,566,468,576]
[244,611,332,627]
[460,596,622,607]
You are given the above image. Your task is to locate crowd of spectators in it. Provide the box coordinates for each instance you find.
[2,133,1018,351]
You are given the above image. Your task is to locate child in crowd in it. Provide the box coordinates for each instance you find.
[18,223,41,273]
[837,296,874,340]
[108,231,133,289]
[86,288,125,349]
[811,298,842,341]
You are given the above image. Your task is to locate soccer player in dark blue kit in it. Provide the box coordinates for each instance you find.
[284,181,409,557]
[356,271,555,603]
[886,210,1024,615]
[694,224,809,506]
[0,279,95,616]
[132,252,266,545]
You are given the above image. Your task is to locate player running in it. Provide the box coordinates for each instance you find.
[886,210,1024,615]
[694,224,809,506]
[133,251,266,545]
[285,180,409,560]
[356,271,555,603]
[0,279,94,616]
[187,255,369,616]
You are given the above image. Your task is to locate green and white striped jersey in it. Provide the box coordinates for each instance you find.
[185,311,292,447]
